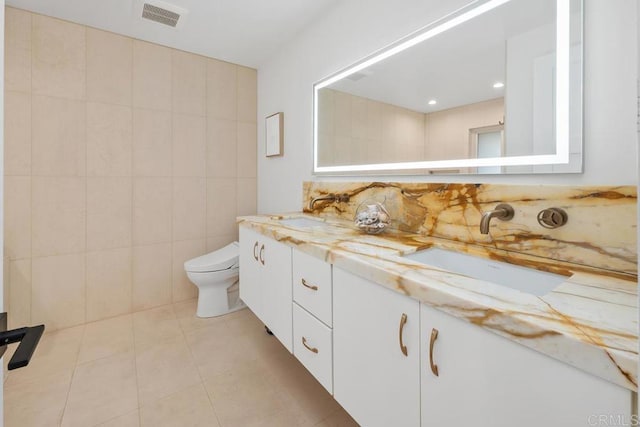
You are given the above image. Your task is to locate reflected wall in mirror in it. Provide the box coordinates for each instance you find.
[313,0,583,175]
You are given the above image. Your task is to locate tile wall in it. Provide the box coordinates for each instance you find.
[3,7,257,331]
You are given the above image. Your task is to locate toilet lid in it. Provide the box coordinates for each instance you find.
[184,242,239,273]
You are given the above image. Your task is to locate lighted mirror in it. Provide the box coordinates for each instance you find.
[313,0,583,175]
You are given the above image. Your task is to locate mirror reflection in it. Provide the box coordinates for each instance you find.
[314,0,582,175]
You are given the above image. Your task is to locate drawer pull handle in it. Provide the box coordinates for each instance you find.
[302,337,318,354]
[429,328,439,377]
[399,313,408,357]
[259,244,265,265]
[301,278,318,291]
[253,241,259,261]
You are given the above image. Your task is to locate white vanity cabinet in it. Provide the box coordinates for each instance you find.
[292,249,334,393]
[421,303,632,427]
[333,267,421,427]
[239,226,293,351]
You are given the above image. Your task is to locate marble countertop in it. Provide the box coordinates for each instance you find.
[238,213,638,392]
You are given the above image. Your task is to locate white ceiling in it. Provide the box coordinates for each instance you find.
[6,0,341,68]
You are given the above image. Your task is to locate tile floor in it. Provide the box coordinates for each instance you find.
[3,300,358,426]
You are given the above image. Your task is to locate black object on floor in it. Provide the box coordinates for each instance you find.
[0,312,45,370]
[265,325,274,336]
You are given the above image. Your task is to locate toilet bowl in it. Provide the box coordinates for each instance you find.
[184,242,244,318]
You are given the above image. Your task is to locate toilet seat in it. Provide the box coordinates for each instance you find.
[184,242,239,273]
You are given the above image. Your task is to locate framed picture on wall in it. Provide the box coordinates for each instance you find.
[265,112,284,157]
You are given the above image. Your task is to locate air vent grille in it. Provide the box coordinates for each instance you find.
[142,3,181,27]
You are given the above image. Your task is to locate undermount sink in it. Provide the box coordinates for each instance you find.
[278,217,327,228]
[403,248,570,296]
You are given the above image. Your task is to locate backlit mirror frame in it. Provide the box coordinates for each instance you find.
[312,0,582,175]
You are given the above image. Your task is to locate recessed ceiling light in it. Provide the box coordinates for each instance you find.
[428,99,437,105]
[493,82,505,88]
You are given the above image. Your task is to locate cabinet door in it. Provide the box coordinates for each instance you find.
[239,226,263,321]
[261,236,293,352]
[421,303,631,427]
[333,268,420,427]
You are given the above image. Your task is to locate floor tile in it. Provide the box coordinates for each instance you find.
[97,411,140,427]
[61,353,138,426]
[133,305,182,349]
[139,383,219,427]
[4,371,72,427]
[77,314,134,364]
[135,333,201,406]
[184,320,258,382]
[3,303,357,427]
[204,360,288,427]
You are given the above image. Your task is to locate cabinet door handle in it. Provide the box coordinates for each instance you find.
[429,328,439,377]
[301,278,318,291]
[302,337,318,354]
[398,313,408,357]
[253,241,259,261]
[259,244,265,265]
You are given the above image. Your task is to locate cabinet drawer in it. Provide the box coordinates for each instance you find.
[293,303,333,393]
[293,250,332,327]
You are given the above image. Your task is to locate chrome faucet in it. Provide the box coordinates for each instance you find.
[479,204,514,234]
[308,193,350,210]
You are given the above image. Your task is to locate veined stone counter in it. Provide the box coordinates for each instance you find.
[238,213,638,392]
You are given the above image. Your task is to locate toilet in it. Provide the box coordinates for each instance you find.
[184,242,244,318]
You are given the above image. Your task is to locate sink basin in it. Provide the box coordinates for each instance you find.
[403,248,569,296]
[278,217,327,228]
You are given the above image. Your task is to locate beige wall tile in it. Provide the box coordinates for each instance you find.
[8,259,31,330]
[86,248,133,322]
[207,59,236,120]
[133,40,171,111]
[133,243,172,311]
[4,176,31,259]
[172,50,206,115]
[237,122,257,178]
[173,177,206,241]
[172,239,205,303]
[5,7,32,93]
[87,102,133,176]
[172,114,206,177]
[237,66,257,123]
[32,253,85,330]
[236,178,257,216]
[133,177,172,245]
[32,14,85,100]
[87,28,133,105]
[207,178,237,237]
[32,95,86,176]
[87,177,132,251]
[207,118,237,178]
[133,108,172,177]
[5,90,31,176]
[207,235,237,252]
[62,353,138,426]
[139,383,218,427]
[32,177,86,257]
[3,8,257,325]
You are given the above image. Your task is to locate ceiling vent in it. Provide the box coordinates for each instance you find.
[135,0,188,29]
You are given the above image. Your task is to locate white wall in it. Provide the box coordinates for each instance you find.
[257,0,638,214]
